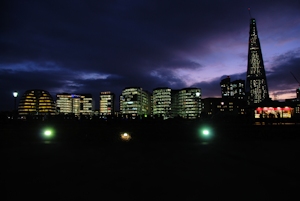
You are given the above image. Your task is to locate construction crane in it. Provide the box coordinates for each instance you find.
[291,72,300,102]
[290,71,300,86]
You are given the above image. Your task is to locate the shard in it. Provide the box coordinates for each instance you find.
[246,18,270,105]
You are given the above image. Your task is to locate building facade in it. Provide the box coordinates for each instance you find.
[246,18,270,105]
[99,91,115,115]
[152,87,172,119]
[56,93,93,116]
[201,98,247,118]
[18,89,56,116]
[220,76,245,100]
[56,93,77,114]
[120,87,151,118]
[232,79,246,100]
[80,94,93,115]
[151,87,202,119]
[177,88,201,119]
[171,89,180,118]
[220,76,233,98]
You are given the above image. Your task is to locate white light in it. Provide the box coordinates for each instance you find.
[120,132,131,141]
[13,91,18,98]
[203,130,209,135]
[44,130,51,136]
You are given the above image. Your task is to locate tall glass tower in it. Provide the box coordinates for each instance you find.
[246,18,269,105]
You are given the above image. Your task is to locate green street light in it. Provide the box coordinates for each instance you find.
[41,128,56,141]
[44,130,52,137]
[198,126,214,141]
[203,129,210,135]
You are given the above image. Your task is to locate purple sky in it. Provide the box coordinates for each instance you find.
[1,0,300,111]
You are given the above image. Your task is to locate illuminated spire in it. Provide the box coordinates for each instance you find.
[246,16,270,105]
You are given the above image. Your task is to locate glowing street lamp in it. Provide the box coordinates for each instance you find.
[120,132,131,141]
[41,128,56,141]
[202,129,210,135]
[198,126,214,142]
[13,91,18,112]
[44,130,52,136]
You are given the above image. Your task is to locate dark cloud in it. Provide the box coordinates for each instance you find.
[267,49,300,94]
[191,79,222,98]
[1,0,300,110]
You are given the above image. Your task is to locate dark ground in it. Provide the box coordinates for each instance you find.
[2,119,300,200]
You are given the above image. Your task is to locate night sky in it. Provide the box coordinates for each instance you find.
[1,0,300,111]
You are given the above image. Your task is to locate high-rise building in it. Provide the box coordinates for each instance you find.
[57,93,78,115]
[18,89,56,116]
[171,89,180,118]
[120,87,151,118]
[177,88,201,119]
[56,93,93,115]
[152,87,172,119]
[80,94,93,115]
[232,79,246,100]
[246,18,269,105]
[151,87,201,119]
[220,76,245,100]
[99,91,115,115]
[220,76,233,98]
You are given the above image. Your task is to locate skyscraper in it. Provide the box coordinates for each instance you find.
[246,18,270,105]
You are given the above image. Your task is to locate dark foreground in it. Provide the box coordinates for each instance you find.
[2,120,300,200]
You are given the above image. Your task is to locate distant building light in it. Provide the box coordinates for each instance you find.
[71,94,80,98]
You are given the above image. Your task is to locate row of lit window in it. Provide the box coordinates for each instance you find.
[100,97,113,101]
[153,96,172,99]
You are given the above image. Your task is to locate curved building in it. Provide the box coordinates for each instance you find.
[152,87,172,119]
[18,89,56,115]
[151,87,201,119]
[178,88,201,119]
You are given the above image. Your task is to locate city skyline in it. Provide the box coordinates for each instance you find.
[1,0,300,111]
